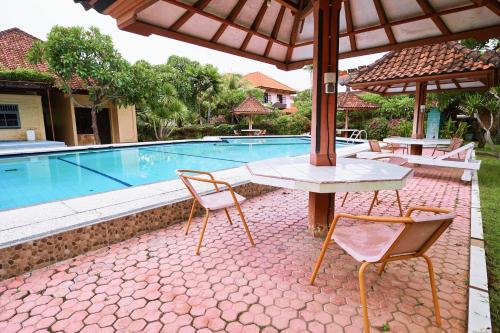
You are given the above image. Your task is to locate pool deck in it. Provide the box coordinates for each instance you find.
[0,160,478,333]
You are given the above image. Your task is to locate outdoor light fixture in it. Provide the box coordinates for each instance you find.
[324,72,337,94]
[267,0,272,7]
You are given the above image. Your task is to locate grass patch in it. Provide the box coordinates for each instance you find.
[477,154,500,331]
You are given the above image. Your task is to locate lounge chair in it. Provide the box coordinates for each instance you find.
[356,142,480,181]
[342,156,408,216]
[259,129,267,136]
[386,136,408,154]
[432,137,463,156]
[233,130,241,136]
[310,207,456,333]
[176,170,254,255]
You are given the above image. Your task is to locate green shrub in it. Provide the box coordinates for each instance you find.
[366,117,389,140]
[387,119,412,137]
[274,114,310,135]
[0,68,55,83]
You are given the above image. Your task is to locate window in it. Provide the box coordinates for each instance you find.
[0,104,20,129]
[263,93,270,104]
[277,94,283,104]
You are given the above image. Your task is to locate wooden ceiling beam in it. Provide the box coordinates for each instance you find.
[169,0,211,31]
[211,0,247,43]
[162,0,289,48]
[416,0,451,35]
[470,0,500,15]
[240,0,268,51]
[373,0,396,44]
[344,0,357,51]
[285,0,304,62]
[274,0,301,13]
[264,5,286,57]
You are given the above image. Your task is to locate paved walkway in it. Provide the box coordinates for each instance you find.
[0,165,470,332]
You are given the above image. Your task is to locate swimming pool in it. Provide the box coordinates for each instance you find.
[0,137,354,210]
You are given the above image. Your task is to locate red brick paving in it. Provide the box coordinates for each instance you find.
[0,164,470,332]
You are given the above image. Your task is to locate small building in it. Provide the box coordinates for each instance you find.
[243,72,297,111]
[0,28,138,146]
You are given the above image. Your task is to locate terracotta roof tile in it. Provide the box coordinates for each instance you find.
[0,27,84,89]
[243,72,297,93]
[232,96,272,115]
[283,106,298,114]
[342,41,500,85]
[338,91,378,111]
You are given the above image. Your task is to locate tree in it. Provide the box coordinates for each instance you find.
[28,26,132,144]
[166,55,221,124]
[360,93,414,119]
[459,91,499,146]
[460,38,499,52]
[130,61,187,140]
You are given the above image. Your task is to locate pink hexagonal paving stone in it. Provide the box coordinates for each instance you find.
[0,163,472,332]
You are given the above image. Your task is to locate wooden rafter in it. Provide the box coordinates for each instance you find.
[344,0,357,51]
[274,0,300,13]
[373,0,396,44]
[162,0,289,48]
[211,0,247,43]
[452,78,461,89]
[264,5,286,57]
[470,0,500,15]
[240,0,268,51]
[416,0,451,35]
[285,0,304,62]
[169,0,211,31]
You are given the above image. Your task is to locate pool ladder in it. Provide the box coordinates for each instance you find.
[348,129,367,143]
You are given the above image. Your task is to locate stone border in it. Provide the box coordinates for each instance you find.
[467,153,492,333]
[0,181,276,281]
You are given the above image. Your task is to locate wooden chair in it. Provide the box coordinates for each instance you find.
[386,136,408,154]
[342,156,408,216]
[368,140,393,153]
[310,206,456,333]
[432,137,463,156]
[176,170,254,255]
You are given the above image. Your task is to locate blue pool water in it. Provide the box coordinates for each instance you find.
[0,137,353,210]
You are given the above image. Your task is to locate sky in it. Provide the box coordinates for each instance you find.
[1,0,386,92]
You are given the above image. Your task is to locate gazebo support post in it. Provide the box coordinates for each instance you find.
[308,0,341,237]
[410,82,427,154]
[249,115,253,130]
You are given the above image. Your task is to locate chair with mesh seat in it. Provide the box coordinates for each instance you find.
[309,206,456,333]
[176,169,255,255]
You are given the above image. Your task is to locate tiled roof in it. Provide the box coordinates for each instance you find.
[232,96,272,115]
[283,106,298,114]
[338,91,378,111]
[243,72,297,93]
[0,27,84,89]
[342,41,500,85]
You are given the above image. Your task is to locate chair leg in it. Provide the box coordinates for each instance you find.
[185,200,197,236]
[195,210,210,255]
[432,146,437,156]
[422,255,442,326]
[377,262,387,276]
[234,202,255,246]
[223,208,233,225]
[359,262,372,333]
[341,192,349,207]
[367,191,379,215]
[310,220,338,285]
[395,190,403,217]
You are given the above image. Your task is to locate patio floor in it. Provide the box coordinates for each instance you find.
[0,164,470,333]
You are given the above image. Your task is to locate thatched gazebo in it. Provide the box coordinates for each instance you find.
[232,95,272,131]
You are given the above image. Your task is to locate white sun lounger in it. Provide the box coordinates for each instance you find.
[356,142,480,182]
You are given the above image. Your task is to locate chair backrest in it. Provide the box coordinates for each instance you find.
[386,212,456,258]
[439,142,475,160]
[368,140,382,152]
[176,171,204,202]
[450,137,464,150]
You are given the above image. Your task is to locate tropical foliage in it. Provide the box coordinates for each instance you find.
[0,68,55,83]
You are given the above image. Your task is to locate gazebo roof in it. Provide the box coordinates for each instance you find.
[340,41,500,95]
[338,91,379,111]
[75,0,500,70]
[232,95,272,115]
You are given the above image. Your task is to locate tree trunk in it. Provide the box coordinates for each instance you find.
[475,112,494,145]
[471,117,486,148]
[91,106,101,145]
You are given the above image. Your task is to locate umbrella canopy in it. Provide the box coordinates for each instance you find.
[340,41,500,95]
[231,95,272,129]
[75,0,500,71]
